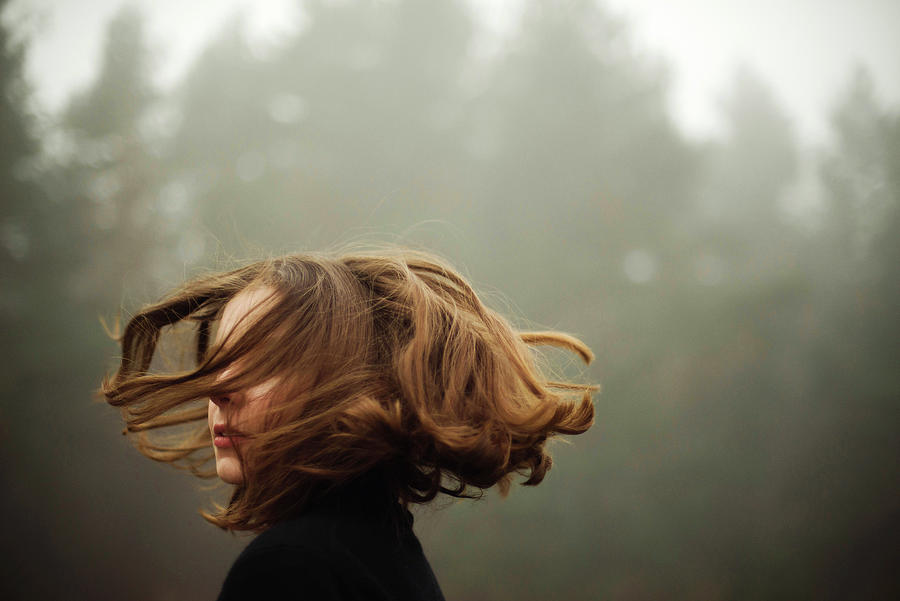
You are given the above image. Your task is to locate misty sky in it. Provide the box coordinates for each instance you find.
[8,0,900,143]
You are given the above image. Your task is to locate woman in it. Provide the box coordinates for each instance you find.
[101,248,596,600]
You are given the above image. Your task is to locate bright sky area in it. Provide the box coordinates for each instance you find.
[7,0,900,144]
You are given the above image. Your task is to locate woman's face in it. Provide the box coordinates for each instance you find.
[207,285,280,485]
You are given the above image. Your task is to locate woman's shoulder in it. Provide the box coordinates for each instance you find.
[217,512,368,601]
[218,479,444,600]
[217,522,347,601]
[218,509,442,601]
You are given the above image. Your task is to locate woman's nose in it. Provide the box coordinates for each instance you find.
[210,366,242,407]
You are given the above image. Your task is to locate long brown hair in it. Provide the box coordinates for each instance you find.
[100,248,596,532]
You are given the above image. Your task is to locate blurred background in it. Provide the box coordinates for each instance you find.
[1,0,898,599]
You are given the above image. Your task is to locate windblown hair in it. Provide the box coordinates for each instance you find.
[100,248,596,532]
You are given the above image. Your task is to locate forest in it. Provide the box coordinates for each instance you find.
[1,1,897,599]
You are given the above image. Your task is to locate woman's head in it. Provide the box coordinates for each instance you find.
[206,285,282,484]
[101,248,596,531]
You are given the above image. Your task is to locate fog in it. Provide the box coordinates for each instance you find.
[1,0,898,599]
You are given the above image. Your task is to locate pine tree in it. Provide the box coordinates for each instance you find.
[470,0,697,303]
[169,0,475,256]
[796,68,900,598]
[53,5,184,303]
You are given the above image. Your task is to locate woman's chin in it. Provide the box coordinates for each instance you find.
[216,458,244,485]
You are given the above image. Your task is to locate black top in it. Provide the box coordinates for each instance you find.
[216,476,446,601]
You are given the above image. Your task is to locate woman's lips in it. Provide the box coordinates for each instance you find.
[213,425,246,448]
[214,435,234,448]
[213,434,247,448]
